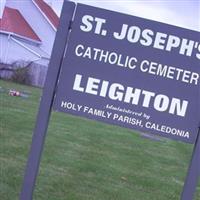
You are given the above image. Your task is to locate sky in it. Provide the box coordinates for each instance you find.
[51,0,200,31]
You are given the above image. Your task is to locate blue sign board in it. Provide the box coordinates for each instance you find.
[53,4,200,144]
[20,2,200,200]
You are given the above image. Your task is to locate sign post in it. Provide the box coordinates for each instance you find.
[181,129,200,200]
[20,1,75,200]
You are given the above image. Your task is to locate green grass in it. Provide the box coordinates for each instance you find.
[0,79,200,200]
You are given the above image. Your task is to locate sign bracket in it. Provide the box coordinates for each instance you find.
[19,1,76,200]
[19,1,200,200]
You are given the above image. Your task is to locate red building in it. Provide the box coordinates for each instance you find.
[0,0,60,86]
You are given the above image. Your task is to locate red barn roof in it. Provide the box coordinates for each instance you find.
[0,7,41,43]
[33,0,59,29]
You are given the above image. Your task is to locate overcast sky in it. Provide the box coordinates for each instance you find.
[51,0,200,31]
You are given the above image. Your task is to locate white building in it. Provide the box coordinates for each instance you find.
[0,0,60,86]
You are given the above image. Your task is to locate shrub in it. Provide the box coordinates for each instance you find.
[11,61,32,85]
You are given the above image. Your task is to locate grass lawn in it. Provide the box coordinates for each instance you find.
[0,79,200,200]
